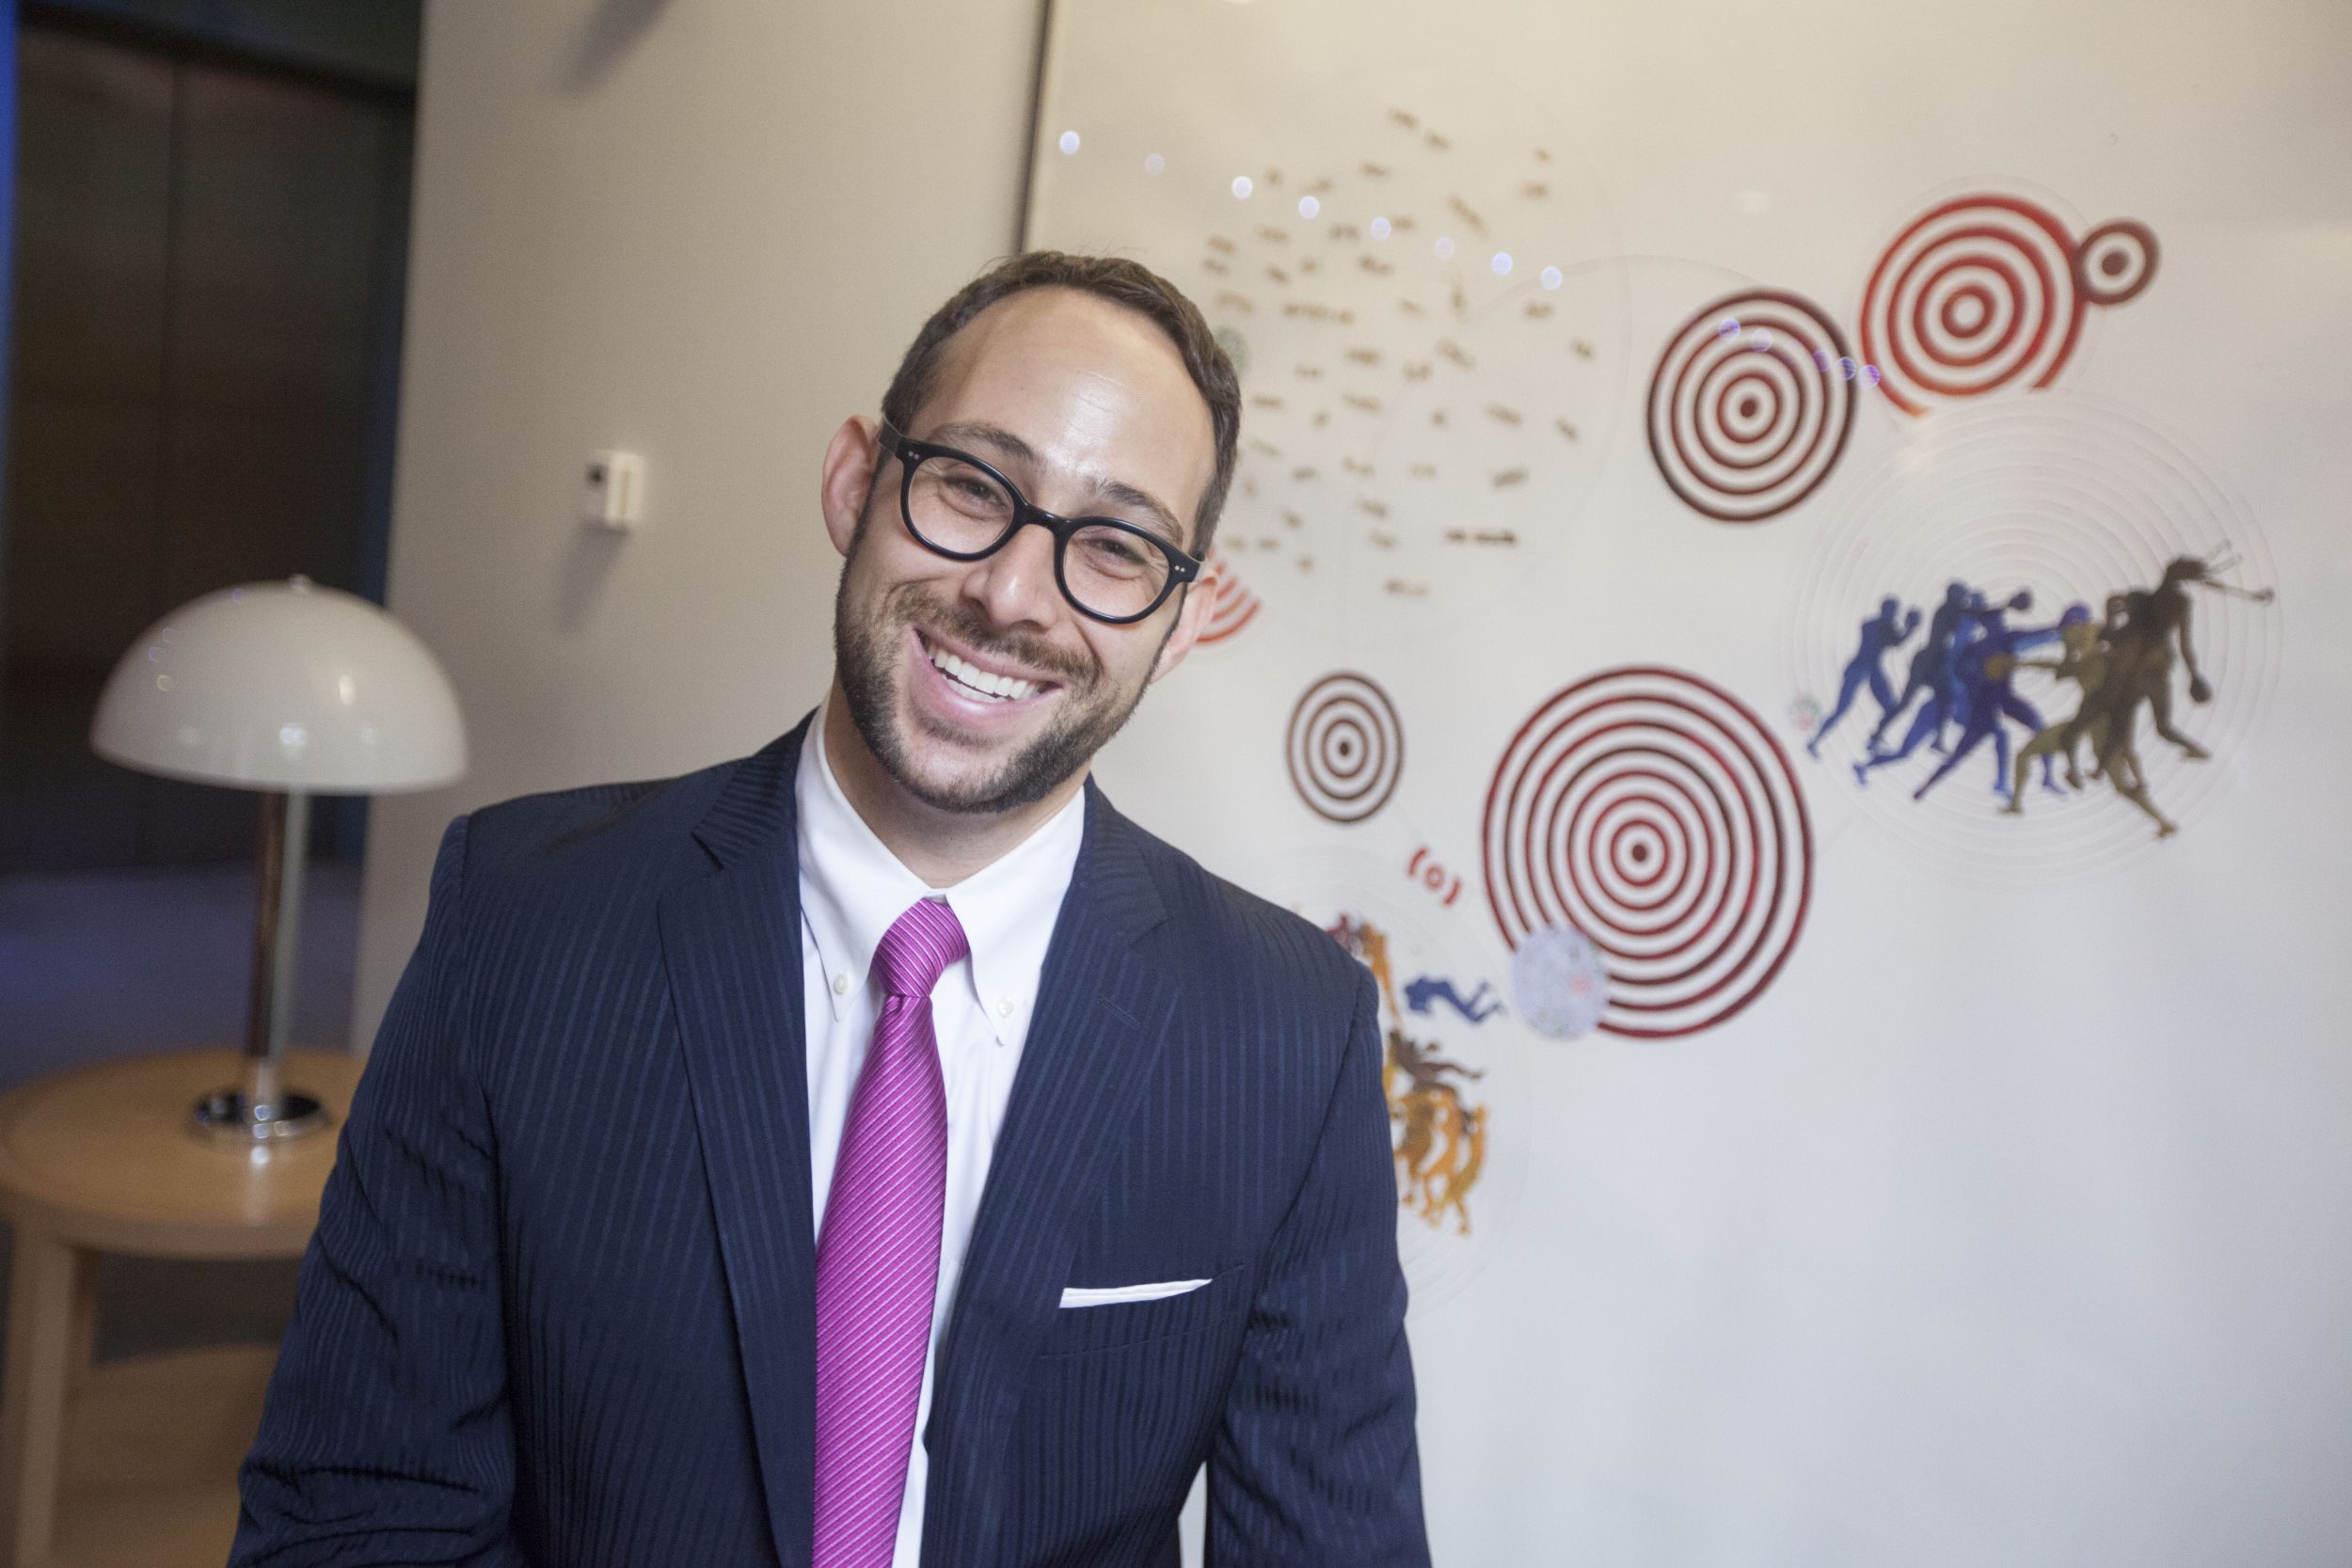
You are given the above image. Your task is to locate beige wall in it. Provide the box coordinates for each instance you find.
[352,0,1044,1050]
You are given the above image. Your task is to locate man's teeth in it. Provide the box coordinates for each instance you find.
[927,641,1038,701]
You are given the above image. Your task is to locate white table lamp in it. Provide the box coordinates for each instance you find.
[90,574,468,1149]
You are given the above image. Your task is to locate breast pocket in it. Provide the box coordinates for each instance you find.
[1038,1267,1244,1357]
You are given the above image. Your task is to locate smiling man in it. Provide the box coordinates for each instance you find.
[231,253,1430,1568]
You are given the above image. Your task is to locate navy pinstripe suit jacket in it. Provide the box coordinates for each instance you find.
[231,718,1429,1567]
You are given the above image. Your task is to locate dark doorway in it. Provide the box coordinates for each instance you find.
[0,9,417,874]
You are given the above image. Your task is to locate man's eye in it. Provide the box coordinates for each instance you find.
[1082,533,1151,570]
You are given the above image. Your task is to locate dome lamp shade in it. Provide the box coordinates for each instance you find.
[89,575,469,1150]
[91,574,466,792]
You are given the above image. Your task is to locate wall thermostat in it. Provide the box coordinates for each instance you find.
[583,450,644,530]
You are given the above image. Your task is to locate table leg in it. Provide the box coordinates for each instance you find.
[0,1226,83,1568]
[64,1265,97,1401]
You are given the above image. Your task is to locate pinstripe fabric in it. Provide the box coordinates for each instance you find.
[813,899,966,1568]
[230,715,1428,1568]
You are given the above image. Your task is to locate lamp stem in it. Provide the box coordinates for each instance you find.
[244,788,310,1076]
[196,787,329,1147]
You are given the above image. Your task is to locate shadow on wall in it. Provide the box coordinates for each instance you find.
[560,523,631,634]
[561,0,675,91]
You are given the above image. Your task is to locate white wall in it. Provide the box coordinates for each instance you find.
[1026,1,2352,1563]
[352,0,1043,1047]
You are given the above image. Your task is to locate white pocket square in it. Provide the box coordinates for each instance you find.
[1057,1278,1211,1309]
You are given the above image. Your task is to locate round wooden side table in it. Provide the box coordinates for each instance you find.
[0,1048,361,1568]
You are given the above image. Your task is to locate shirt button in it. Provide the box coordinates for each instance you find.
[833,973,850,995]
[996,999,1014,1019]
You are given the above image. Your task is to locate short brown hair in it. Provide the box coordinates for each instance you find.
[880,251,1241,558]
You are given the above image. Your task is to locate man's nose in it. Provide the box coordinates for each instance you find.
[961,519,1064,631]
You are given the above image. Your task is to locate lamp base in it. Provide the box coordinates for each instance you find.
[191,1087,332,1146]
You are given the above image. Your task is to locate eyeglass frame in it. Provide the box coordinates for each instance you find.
[873,420,1204,626]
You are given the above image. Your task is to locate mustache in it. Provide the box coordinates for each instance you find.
[888,586,1097,687]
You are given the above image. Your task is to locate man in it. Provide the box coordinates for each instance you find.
[1805,594,1917,758]
[230,252,1429,1568]
[1905,590,2061,803]
[1859,579,1973,776]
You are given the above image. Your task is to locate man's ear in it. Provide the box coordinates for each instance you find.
[1148,551,1217,685]
[819,416,882,559]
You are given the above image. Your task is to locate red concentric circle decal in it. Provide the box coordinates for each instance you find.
[2074,218,2159,307]
[1288,672,1404,824]
[1482,667,1813,1037]
[1646,290,1857,523]
[1198,550,1261,644]
[1860,193,2086,416]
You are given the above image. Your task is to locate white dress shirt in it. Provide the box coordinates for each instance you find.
[795,704,1087,1568]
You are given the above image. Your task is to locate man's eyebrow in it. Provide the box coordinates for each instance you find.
[928,420,1039,468]
[924,420,1188,550]
[1092,479,1185,548]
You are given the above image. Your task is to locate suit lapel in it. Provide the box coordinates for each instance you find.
[659,719,818,1568]
[919,783,1181,1564]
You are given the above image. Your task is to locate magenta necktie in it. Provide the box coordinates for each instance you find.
[812,895,968,1568]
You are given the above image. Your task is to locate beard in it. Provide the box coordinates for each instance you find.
[833,550,1171,816]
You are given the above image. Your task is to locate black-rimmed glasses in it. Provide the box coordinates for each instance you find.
[875,422,1203,625]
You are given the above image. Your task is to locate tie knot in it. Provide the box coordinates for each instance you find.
[871,896,968,999]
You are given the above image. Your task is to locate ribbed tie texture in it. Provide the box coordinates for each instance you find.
[811,895,968,1568]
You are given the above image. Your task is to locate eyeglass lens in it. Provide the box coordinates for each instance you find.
[905,451,1174,621]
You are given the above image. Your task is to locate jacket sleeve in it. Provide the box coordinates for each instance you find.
[1205,963,1432,1567]
[231,815,521,1567]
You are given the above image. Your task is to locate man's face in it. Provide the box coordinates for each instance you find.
[823,287,1218,816]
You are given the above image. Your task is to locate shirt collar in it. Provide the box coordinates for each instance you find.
[794,700,1087,1045]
